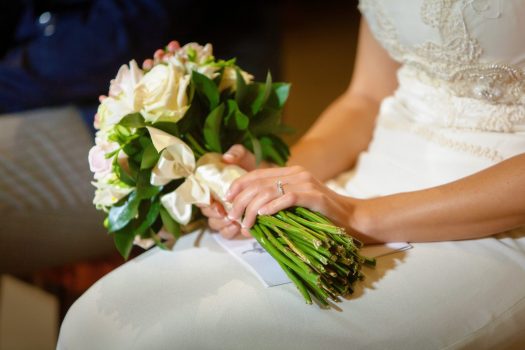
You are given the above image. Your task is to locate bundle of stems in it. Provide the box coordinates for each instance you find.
[250,207,375,307]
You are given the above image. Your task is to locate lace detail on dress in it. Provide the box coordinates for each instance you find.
[358,0,525,107]
[398,66,525,132]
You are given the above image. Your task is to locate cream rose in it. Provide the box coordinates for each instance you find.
[97,96,134,129]
[135,63,190,123]
[96,60,143,130]
[218,66,254,92]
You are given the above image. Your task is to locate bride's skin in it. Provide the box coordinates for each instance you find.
[202,20,525,243]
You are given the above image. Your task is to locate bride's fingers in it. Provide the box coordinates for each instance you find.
[222,144,257,171]
[240,189,281,229]
[219,223,241,239]
[226,166,303,201]
[258,191,325,217]
[208,217,233,232]
[199,202,226,219]
[229,173,317,223]
[227,184,269,221]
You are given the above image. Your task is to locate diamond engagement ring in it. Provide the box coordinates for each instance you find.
[276,180,285,196]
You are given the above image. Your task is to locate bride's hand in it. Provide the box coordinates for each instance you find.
[225,166,357,237]
[201,144,261,238]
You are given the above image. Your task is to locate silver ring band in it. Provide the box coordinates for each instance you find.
[276,180,285,196]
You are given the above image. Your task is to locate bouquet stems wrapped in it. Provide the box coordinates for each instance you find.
[253,208,375,306]
[89,41,374,307]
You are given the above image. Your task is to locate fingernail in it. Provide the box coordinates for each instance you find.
[223,153,235,161]
[257,208,266,215]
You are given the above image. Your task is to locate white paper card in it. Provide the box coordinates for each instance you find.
[214,234,412,287]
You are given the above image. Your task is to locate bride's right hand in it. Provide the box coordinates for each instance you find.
[200,144,259,238]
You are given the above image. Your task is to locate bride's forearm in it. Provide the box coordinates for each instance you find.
[351,153,525,242]
[288,92,379,181]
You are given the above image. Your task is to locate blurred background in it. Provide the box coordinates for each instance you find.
[0,0,359,348]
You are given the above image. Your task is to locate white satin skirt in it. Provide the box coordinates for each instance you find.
[58,80,525,349]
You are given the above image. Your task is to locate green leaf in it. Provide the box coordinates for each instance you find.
[191,70,219,110]
[114,160,136,186]
[235,68,248,107]
[160,206,181,240]
[128,157,140,179]
[140,138,160,170]
[250,72,272,115]
[112,224,135,260]
[135,200,161,236]
[224,99,249,130]
[119,113,146,128]
[249,134,262,167]
[274,83,291,108]
[260,136,286,166]
[270,135,291,160]
[136,170,161,199]
[177,97,205,134]
[152,122,180,137]
[123,142,140,157]
[203,103,225,152]
[150,229,168,250]
[249,107,282,136]
[108,191,140,232]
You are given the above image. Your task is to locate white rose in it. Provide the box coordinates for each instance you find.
[95,60,144,130]
[109,60,144,110]
[218,66,254,92]
[97,96,134,129]
[135,63,190,123]
[92,173,133,209]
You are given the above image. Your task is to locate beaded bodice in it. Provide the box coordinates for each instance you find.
[359,0,525,132]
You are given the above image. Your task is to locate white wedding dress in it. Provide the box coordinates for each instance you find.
[58,1,525,349]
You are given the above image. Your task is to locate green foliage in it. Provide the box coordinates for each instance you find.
[191,70,219,110]
[135,200,161,236]
[250,72,272,115]
[224,100,249,130]
[108,191,140,232]
[136,170,161,199]
[140,137,159,170]
[112,224,135,260]
[160,206,181,240]
[119,113,146,128]
[203,103,225,153]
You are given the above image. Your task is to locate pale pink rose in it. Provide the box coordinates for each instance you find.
[88,145,113,176]
[93,113,101,129]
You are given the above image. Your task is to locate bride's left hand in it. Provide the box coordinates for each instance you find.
[225,166,358,237]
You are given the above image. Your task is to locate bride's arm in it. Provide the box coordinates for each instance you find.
[287,20,399,181]
[352,153,525,242]
[227,153,525,242]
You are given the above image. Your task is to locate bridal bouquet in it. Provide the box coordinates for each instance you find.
[89,41,374,306]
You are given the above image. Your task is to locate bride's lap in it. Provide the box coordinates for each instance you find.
[58,229,525,350]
